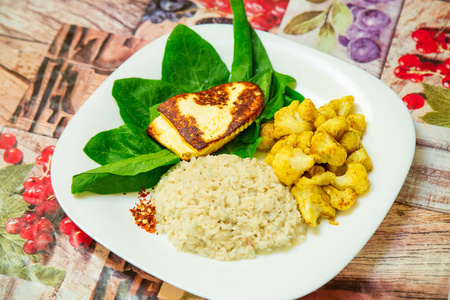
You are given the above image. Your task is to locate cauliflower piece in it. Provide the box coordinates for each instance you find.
[271,145,319,186]
[329,95,354,117]
[339,131,361,154]
[295,131,314,155]
[346,147,373,172]
[316,116,351,140]
[310,131,347,166]
[296,170,336,186]
[297,98,318,123]
[347,113,366,133]
[264,134,298,166]
[257,121,277,152]
[314,104,336,128]
[273,101,314,139]
[291,184,337,227]
[306,165,326,176]
[326,164,347,176]
[323,185,358,211]
[332,163,369,195]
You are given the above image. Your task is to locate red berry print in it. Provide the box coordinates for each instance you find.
[35,218,55,233]
[402,94,425,110]
[20,224,38,240]
[22,212,40,224]
[41,145,55,161]
[59,216,79,235]
[36,199,60,216]
[398,54,421,69]
[5,218,25,234]
[34,232,54,251]
[3,148,23,164]
[23,177,42,190]
[23,239,38,255]
[0,133,16,149]
[411,29,431,42]
[70,230,93,248]
[23,186,47,205]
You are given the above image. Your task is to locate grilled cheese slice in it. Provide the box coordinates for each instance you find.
[147,81,264,160]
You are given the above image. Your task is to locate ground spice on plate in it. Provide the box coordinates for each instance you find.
[130,187,158,234]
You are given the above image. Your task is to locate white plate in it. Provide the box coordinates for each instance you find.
[51,24,415,300]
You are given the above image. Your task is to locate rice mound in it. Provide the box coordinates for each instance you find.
[153,154,306,261]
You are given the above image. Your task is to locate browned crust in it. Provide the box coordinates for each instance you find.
[155,81,264,150]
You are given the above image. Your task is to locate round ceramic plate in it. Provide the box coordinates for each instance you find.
[51,24,415,300]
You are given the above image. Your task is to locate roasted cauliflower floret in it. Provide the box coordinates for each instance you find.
[271,146,319,186]
[329,95,354,117]
[264,134,298,166]
[332,163,369,195]
[295,131,314,155]
[326,164,347,176]
[273,101,314,139]
[291,184,337,227]
[346,147,373,172]
[347,113,366,132]
[314,104,336,128]
[296,170,336,186]
[316,116,351,140]
[323,185,358,211]
[257,121,277,152]
[339,131,361,154]
[310,131,347,166]
[298,98,318,123]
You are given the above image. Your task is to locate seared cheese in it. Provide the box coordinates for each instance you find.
[147,81,264,160]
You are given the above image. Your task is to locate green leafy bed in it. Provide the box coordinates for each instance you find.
[71,0,304,195]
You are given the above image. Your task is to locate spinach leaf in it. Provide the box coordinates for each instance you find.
[285,86,305,104]
[259,71,298,122]
[250,28,273,102]
[112,78,186,130]
[83,124,163,165]
[71,165,174,195]
[230,0,253,82]
[72,150,179,194]
[161,24,230,92]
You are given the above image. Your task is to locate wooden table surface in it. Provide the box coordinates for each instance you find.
[0,0,449,299]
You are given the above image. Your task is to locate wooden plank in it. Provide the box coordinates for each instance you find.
[51,236,110,299]
[7,24,149,137]
[0,0,148,43]
[0,36,47,81]
[0,68,29,127]
[322,202,450,298]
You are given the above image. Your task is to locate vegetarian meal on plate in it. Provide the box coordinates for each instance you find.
[71,0,372,261]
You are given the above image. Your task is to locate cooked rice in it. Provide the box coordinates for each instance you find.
[152,154,306,261]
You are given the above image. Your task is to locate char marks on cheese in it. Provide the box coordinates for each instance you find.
[147,81,264,160]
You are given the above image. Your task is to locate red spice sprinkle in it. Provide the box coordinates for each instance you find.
[130,188,157,234]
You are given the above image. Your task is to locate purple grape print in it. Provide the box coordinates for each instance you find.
[142,0,197,24]
[347,38,381,63]
[346,24,380,41]
[339,35,350,47]
[356,9,390,30]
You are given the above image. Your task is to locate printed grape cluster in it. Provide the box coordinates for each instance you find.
[200,0,289,31]
[4,140,92,255]
[338,0,393,63]
[393,28,450,109]
[142,0,198,24]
